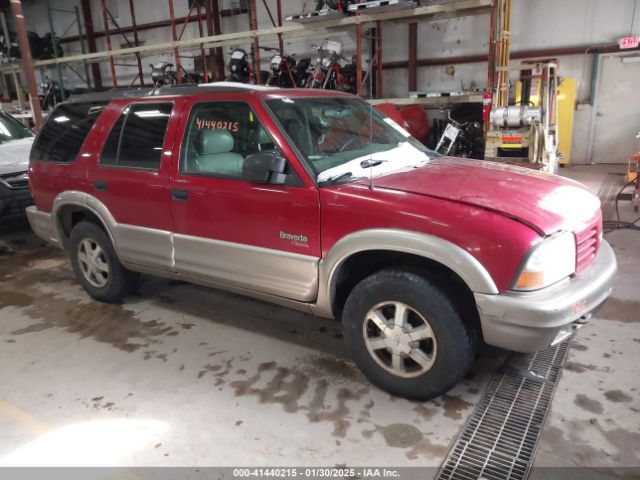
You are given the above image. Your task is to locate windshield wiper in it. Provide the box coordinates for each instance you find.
[360,159,386,168]
[321,172,359,185]
[320,159,387,185]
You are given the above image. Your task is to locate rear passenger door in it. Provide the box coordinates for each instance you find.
[88,99,185,270]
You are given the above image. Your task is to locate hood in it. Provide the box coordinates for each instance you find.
[0,137,34,176]
[367,157,600,235]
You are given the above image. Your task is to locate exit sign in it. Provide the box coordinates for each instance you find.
[619,36,640,49]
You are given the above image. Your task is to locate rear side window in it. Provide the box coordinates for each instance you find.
[32,102,105,163]
[100,102,173,170]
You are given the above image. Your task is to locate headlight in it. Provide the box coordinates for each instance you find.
[512,232,576,291]
[322,57,332,68]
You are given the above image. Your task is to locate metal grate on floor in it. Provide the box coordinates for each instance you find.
[436,340,571,480]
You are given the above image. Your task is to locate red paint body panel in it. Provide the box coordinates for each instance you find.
[319,183,539,292]
[85,98,187,231]
[30,161,84,213]
[369,158,601,236]
[169,94,321,256]
[170,176,321,256]
[28,88,604,298]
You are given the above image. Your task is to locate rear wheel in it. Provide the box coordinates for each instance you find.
[69,221,138,303]
[342,269,475,400]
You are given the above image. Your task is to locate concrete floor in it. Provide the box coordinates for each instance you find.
[532,165,640,477]
[0,165,637,474]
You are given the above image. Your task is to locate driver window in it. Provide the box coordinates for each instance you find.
[181,101,299,185]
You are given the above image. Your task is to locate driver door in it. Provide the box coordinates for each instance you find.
[170,97,321,302]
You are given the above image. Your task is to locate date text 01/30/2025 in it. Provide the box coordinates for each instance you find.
[233,468,402,478]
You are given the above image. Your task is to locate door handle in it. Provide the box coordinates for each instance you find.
[171,189,189,201]
[93,180,107,192]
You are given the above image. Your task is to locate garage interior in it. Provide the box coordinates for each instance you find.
[0,0,639,479]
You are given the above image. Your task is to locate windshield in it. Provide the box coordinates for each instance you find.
[0,112,32,144]
[265,97,437,185]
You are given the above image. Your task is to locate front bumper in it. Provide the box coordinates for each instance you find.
[0,185,32,222]
[475,239,617,353]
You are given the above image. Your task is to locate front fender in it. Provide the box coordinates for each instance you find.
[311,228,499,318]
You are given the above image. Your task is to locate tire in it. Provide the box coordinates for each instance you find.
[68,221,138,303]
[342,269,476,400]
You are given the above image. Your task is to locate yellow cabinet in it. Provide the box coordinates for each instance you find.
[557,77,577,165]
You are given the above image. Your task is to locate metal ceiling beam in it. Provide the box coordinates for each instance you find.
[381,42,633,70]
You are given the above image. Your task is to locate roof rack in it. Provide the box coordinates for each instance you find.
[66,88,155,104]
[64,82,277,104]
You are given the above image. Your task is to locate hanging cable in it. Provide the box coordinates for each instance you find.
[603,176,640,233]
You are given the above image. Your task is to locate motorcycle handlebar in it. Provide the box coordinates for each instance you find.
[445,109,468,128]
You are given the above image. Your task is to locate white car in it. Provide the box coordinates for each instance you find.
[0,111,33,222]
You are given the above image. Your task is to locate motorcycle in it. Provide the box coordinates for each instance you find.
[227,47,269,85]
[435,110,485,158]
[314,0,355,12]
[39,33,64,59]
[150,62,177,87]
[308,40,354,93]
[227,48,251,83]
[265,47,311,88]
[150,62,201,87]
[0,31,63,60]
[39,76,67,111]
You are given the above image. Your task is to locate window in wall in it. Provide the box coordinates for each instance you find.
[101,102,173,170]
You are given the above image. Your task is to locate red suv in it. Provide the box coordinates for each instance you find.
[27,83,616,400]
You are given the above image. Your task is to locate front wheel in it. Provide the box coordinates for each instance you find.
[342,269,475,400]
[69,221,139,303]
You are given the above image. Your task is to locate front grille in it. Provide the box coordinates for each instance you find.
[0,171,29,190]
[436,340,571,480]
[574,219,600,273]
[0,196,32,217]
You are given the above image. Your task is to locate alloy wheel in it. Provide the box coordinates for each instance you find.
[362,301,437,378]
[77,238,110,288]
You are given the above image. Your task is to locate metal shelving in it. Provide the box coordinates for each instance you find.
[0,0,492,75]
[368,93,484,106]
[2,0,496,128]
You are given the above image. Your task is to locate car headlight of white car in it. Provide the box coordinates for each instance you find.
[513,231,576,291]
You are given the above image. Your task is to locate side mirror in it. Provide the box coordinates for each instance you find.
[243,152,287,185]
